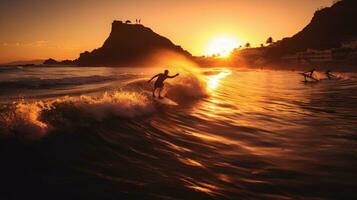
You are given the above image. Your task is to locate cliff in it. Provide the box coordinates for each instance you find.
[76,21,191,66]
[265,0,357,58]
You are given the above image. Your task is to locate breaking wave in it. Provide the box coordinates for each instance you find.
[0,91,155,139]
[0,70,209,139]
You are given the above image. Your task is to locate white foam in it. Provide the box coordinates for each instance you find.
[0,91,155,139]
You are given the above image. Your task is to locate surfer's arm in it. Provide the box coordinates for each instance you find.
[302,70,310,75]
[148,74,159,83]
[168,73,179,78]
[302,70,314,77]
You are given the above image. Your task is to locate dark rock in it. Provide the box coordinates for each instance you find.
[76,20,192,66]
[43,58,75,65]
[265,0,357,58]
[60,60,75,65]
[43,58,59,65]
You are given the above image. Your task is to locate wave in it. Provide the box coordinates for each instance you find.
[308,72,354,81]
[0,75,122,90]
[0,66,23,72]
[0,91,155,139]
[0,68,210,139]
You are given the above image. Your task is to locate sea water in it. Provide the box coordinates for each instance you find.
[0,66,356,199]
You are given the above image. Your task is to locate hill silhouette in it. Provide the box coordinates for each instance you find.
[43,58,73,65]
[1,59,44,66]
[265,0,357,58]
[75,20,191,66]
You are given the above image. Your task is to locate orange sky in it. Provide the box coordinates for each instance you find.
[0,0,332,63]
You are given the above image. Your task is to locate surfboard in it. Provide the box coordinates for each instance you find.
[299,73,319,82]
[301,80,318,84]
[142,90,178,106]
[153,97,178,106]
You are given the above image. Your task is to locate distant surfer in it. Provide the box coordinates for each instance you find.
[301,68,317,81]
[325,70,336,80]
[304,68,316,77]
[148,70,179,99]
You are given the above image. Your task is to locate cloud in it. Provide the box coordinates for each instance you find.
[1,40,82,51]
[32,40,49,47]
[2,40,49,47]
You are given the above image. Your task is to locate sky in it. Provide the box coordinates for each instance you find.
[0,0,333,63]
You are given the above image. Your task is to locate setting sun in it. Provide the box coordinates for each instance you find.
[205,36,241,58]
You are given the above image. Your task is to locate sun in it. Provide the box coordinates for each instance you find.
[205,36,240,58]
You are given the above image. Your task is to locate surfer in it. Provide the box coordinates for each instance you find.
[325,70,336,80]
[304,68,316,77]
[302,68,317,81]
[148,70,179,98]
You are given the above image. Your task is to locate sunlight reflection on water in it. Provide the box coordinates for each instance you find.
[149,68,357,198]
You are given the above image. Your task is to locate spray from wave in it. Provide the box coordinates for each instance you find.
[124,51,210,103]
[166,73,209,102]
[123,70,209,104]
[309,71,349,81]
[0,100,50,139]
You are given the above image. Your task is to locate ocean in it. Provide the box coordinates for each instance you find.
[0,65,357,200]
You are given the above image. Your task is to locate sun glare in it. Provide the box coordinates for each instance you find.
[207,69,232,90]
[205,36,240,58]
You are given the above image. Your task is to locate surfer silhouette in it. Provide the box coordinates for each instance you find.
[325,70,335,80]
[148,70,179,99]
[304,68,316,77]
[302,68,317,81]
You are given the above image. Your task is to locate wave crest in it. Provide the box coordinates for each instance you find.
[0,91,154,139]
[68,91,154,120]
[0,101,50,139]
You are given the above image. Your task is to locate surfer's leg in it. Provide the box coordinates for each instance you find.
[153,87,157,97]
[158,87,163,99]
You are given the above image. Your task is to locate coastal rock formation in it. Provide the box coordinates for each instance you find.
[43,58,74,65]
[266,0,357,58]
[43,58,59,65]
[1,59,44,66]
[76,20,191,66]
